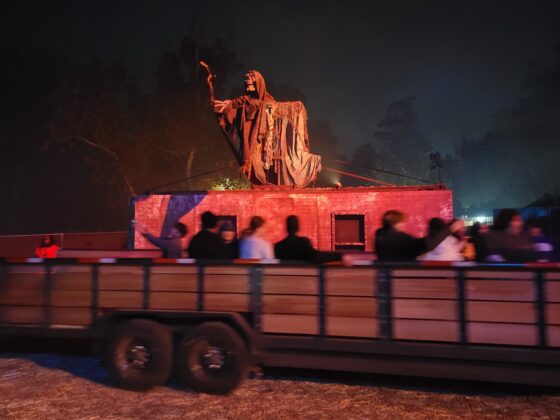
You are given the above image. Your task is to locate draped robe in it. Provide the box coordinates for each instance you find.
[216,70,321,188]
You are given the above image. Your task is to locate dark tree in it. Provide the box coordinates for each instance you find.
[447,46,560,215]
[373,97,433,185]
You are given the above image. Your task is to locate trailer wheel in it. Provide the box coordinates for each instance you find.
[177,322,248,395]
[106,319,172,391]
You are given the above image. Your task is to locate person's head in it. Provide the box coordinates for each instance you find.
[381,210,405,230]
[525,218,543,238]
[286,215,299,235]
[493,209,523,234]
[40,235,54,247]
[250,216,265,232]
[470,221,482,237]
[427,217,446,237]
[201,211,218,230]
[171,222,187,239]
[242,216,265,238]
[219,221,236,243]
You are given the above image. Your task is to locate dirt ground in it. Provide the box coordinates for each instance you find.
[0,352,559,420]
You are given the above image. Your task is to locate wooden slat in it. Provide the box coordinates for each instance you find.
[0,276,44,291]
[263,295,317,315]
[51,290,91,307]
[263,276,317,295]
[393,269,455,278]
[263,267,319,277]
[0,287,44,306]
[7,265,46,275]
[465,271,533,280]
[150,273,197,292]
[205,293,249,312]
[262,314,317,334]
[0,271,45,306]
[150,292,197,310]
[50,308,92,325]
[0,306,45,324]
[466,280,534,301]
[393,299,457,320]
[325,270,375,297]
[546,303,560,325]
[393,319,459,342]
[468,301,535,323]
[98,266,143,290]
[393,279,456,299]
[325,268,375,282]
[327,297,376,317]
[544,272,560,280]
[468,322,537,346]
[546,282,560,303]
[548,326,560,347]
[205,275,248,293]
[205,266,250,276]
[98,291,143,309]
[327,316,378,338]
[150,266,198,275]
[51,267,91,290]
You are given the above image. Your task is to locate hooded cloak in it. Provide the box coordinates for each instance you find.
[216,70,321,188]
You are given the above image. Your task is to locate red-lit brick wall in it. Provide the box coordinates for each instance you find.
[133,187,453,252]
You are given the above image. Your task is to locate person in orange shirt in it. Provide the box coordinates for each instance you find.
[34,235,60,258]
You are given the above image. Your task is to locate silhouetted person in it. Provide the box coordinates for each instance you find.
[481,209,537,262]
[135,221,187,258]
[275,215,316,261]
[187,211,228,259]
[219,221,239,259]
[275,215,341,263]
[34,235,60,258]
[239,216,274,259]
[375,210,463,262]
[468,222,489,262]
[525,218,555,261]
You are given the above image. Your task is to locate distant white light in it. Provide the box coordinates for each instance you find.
[476,216,486,223]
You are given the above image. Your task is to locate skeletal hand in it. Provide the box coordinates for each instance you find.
[213,100,230,113]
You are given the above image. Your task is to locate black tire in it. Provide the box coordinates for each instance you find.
[106,319,173,391]
[177,322,248,395]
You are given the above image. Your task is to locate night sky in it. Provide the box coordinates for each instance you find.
[2,0,560,154]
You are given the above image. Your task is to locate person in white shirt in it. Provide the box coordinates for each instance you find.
[239,216,274,259]
[419,217,465,261]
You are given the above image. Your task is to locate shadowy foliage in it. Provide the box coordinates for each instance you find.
[446,47,560,215]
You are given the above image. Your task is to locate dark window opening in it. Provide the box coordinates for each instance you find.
[216,215,238,233]
[334,215,365,251]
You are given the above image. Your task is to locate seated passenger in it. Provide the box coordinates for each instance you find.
[275,215,341,263]
[239,216,274,260]
[135,221,187,258]
[525,218,555,262]
[188,211,228,260]
[467,222,489,262]
[34,235,60,258]
[219,221,239,259]
[419,218,465,261]
[481,209,537,263]
[375,210,463,262]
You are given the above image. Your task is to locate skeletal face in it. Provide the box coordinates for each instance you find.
[245,72,257,92]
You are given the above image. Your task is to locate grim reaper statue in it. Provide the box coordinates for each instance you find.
[207,67,321,188]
